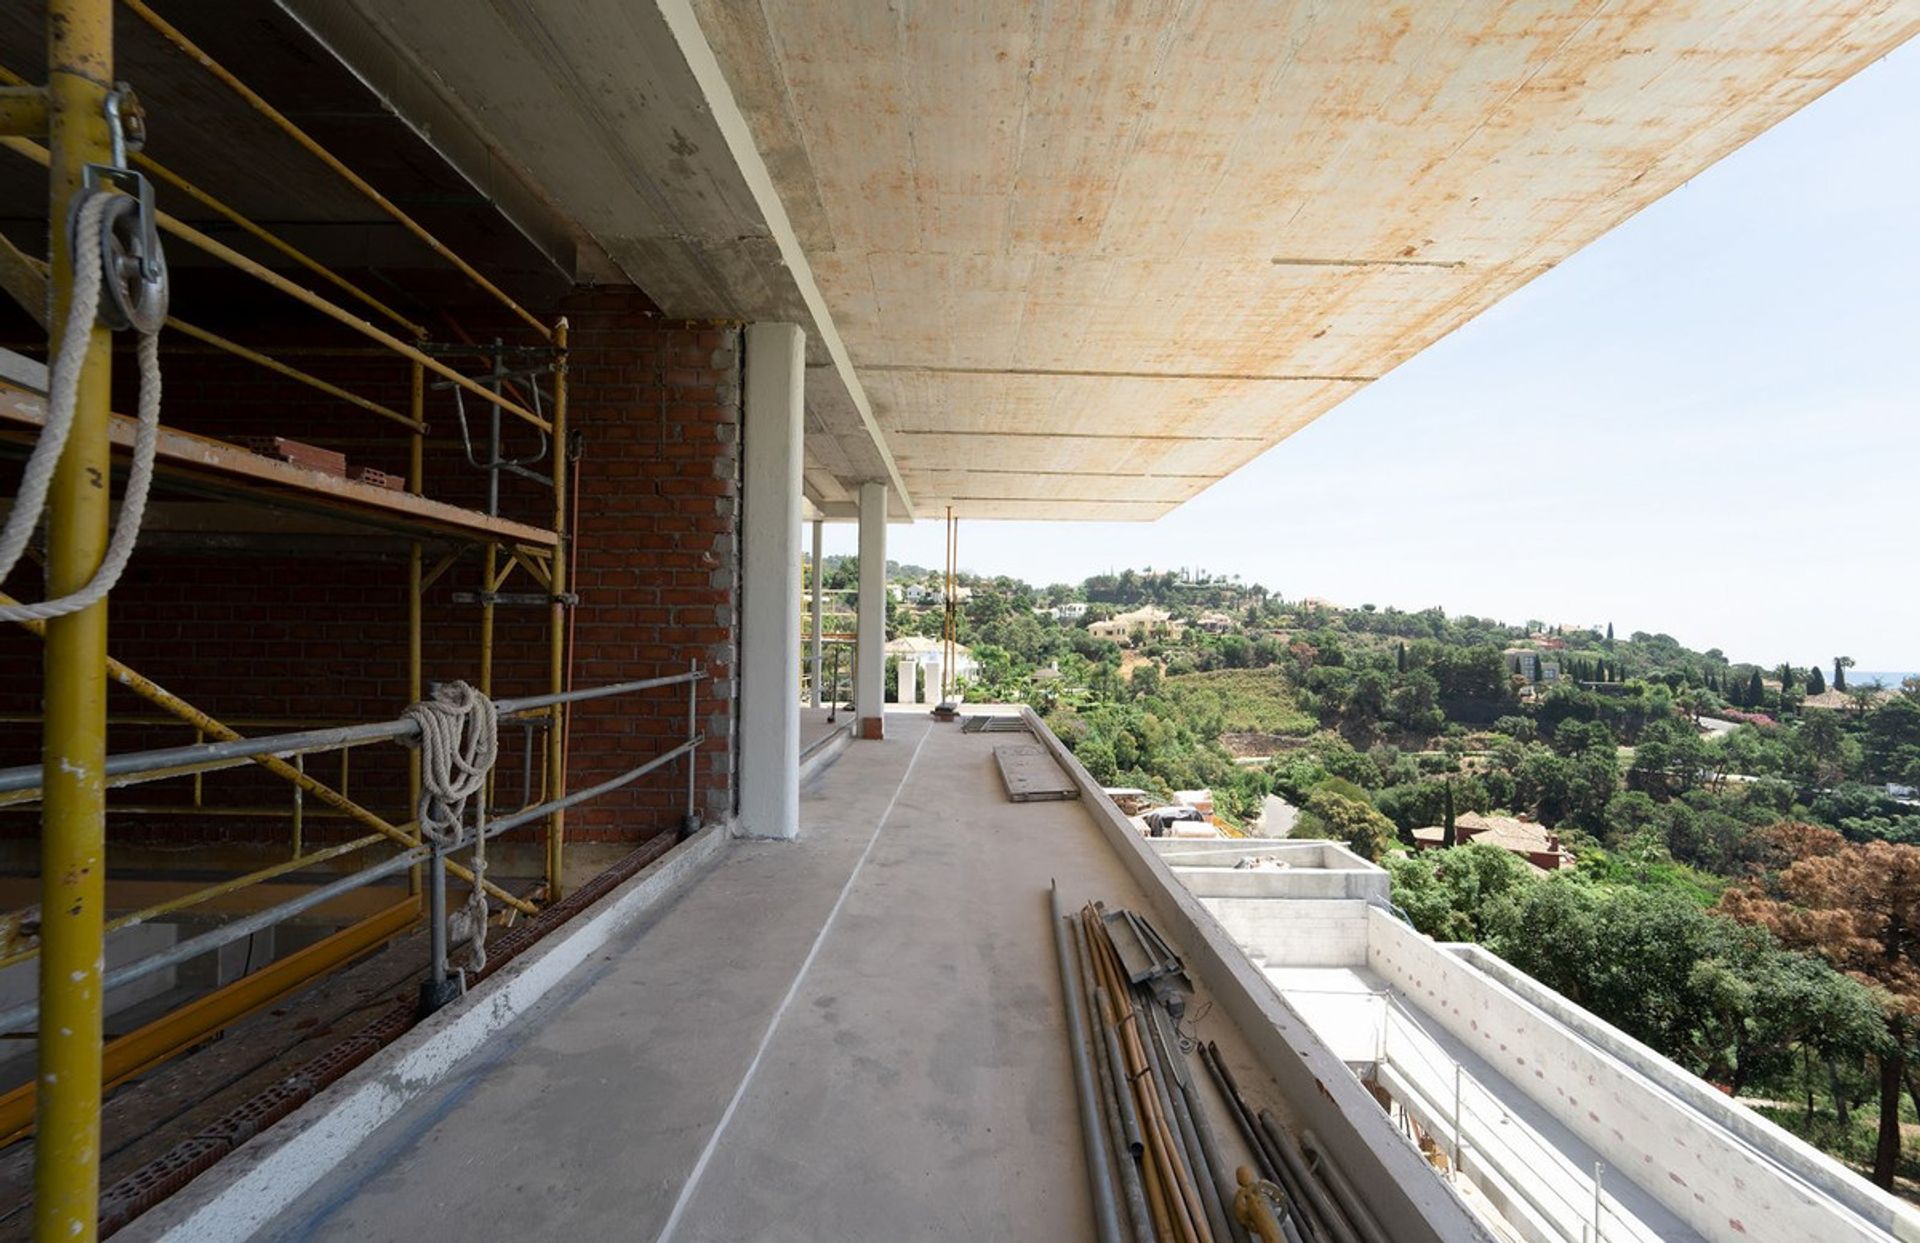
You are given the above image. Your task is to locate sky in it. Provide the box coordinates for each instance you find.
[824,39,1920,671]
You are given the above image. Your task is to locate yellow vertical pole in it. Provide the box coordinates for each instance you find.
[38,0,112,1237]
[406,364,423,813]
[478,542,497,695]
[407,363,423,895]
[545,320,569,900]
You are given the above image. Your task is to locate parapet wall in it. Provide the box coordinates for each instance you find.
[1365,907,1898,1243]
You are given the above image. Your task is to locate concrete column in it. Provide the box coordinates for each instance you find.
[927,652,945,707]
[856,481,887,739]
[808,519,824,709]
[738,323,804,838]
[899,655,917,705]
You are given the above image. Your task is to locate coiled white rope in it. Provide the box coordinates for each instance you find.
[403,681,498,972]
[0,190,163,623]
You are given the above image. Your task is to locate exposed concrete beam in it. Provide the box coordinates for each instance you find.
[275,0,617,284]
[654,0,914,517]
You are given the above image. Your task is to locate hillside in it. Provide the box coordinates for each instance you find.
[867,559,1920,1197]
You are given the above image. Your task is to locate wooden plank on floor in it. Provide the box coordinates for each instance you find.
[992,742,1079,803]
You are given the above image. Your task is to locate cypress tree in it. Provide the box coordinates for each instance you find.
[1779,663,1794,692]
[1809,666,1826,695]
[1748,668,1765,706]
[1835,657,1849,692]
[1396,642,1408,674]
[1442,779,1457,848]
[1606,622,1615,643]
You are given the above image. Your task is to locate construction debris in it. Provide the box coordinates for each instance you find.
[243,435,346,476]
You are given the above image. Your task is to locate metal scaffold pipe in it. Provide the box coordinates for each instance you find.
[118,0,550,341]
[1051,884,1125,1243]
[37,0,113,1234]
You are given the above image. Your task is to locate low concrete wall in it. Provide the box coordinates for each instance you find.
[122,826,729,1243]
[1449,942,1920,1243]
[1147,838,1359,869]
[1176,868,1384,901]
[1023,708,1495,1243]
[1199,897,1372,966]
[1149,837,1390,901]
[1366,907,1904,1243]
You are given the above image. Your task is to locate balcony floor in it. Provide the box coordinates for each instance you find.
[255,712,1280,1241]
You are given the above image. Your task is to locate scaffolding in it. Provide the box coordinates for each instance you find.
[0,2,658,1235]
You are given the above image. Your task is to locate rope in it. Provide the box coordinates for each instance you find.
[403,681,498,972]
[0,190,164,623]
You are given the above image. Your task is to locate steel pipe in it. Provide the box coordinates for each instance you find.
[1147,1002,1237,1243]
[1052,885,1125,1243]
[1299,1131,1391,1243]
[0,670,709,793]
[1258,1112,1361,1243]
[1075,919,1153,1243]
[0,730,704,1034]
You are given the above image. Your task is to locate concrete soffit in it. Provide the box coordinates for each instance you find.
[273,0,617,285]
[277,0,913,518]
[652,0,913,517]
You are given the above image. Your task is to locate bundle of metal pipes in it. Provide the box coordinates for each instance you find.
[1048,884,1388,1243]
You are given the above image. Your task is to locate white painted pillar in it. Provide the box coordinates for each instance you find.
[856,481,888,739]
[927,652,945,707]
[739,323,804,838]
[899,655,917,705]
[808,519,824,709]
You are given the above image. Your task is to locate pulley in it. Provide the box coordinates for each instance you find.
[74,166,168,335]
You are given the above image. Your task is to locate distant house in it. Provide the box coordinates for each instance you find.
[1088,605,1182,643]
[1036,602,1089,622]
[1196,611,1234,634]
[1502,648,1543,682]
[885,635,977,700]
[1411,812,1573,873]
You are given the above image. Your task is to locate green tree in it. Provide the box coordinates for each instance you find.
[1836,656,1854,692]
[1748,668,1765,707]
[1298,787,1397,862]
[1808,665,1827,696]
[1386,843,1535,941]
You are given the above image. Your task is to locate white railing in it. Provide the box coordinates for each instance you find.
[1373,991,1664,1243]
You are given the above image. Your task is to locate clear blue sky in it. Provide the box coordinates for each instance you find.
[828,39,1920,670]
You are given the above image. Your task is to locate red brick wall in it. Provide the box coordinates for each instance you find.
[0,286,740,850]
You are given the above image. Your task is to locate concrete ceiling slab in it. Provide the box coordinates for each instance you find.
[281,0,914,512]
[696,0,1920,519]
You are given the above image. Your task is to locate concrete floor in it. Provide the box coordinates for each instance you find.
[255,712,1280,1241]
[798,704,849,759]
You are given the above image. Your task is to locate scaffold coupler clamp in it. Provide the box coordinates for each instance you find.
[76,83,167,334]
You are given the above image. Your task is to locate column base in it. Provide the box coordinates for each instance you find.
[859,716,885,740]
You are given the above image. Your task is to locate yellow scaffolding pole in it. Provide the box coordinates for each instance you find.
[3,595,536,917]
[38,0,112,1234]
[118,0,551,342]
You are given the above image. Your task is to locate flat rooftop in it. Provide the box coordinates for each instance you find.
[221,715,1298,1241]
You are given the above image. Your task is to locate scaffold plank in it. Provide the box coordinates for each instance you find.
[0,378,557,547]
